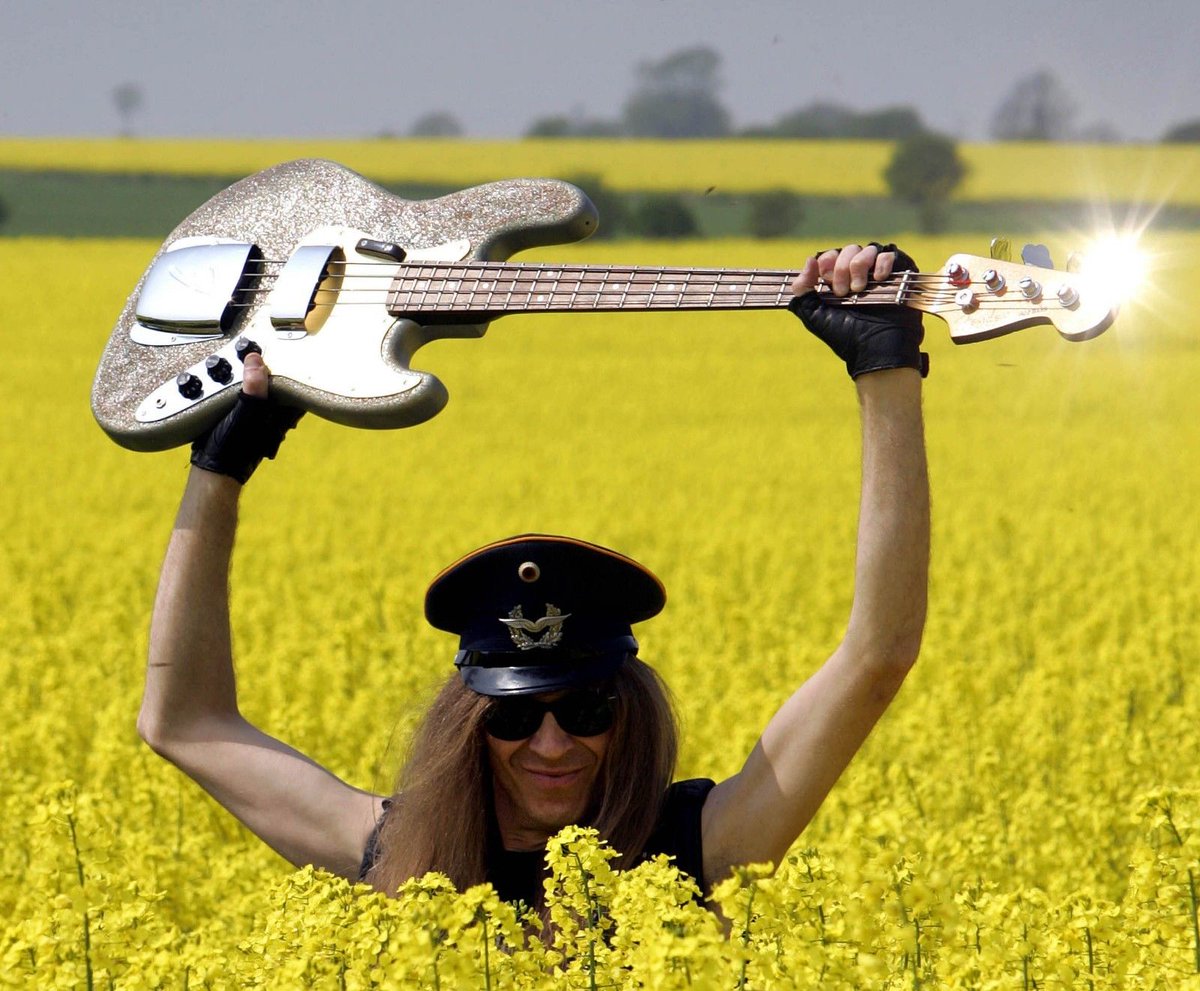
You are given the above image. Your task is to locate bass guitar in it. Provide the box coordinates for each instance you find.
[92,159,1117,452]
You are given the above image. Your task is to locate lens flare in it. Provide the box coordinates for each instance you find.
[1080,235,1150,302]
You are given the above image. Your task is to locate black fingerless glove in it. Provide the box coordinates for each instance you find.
[789,243,929,379]
[190,393,304,484]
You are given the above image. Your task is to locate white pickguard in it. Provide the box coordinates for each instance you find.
[260,227,471,398]
[135,229,472,423]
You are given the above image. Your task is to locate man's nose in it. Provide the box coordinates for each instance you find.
[527,712,573,758]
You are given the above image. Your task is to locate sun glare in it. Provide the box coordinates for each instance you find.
[1080,235,1150,303]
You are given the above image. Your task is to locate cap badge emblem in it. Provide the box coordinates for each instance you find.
[500,604,570,650]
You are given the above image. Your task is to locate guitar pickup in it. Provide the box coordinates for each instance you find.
[269,244,345,337]
[134,240,261,334]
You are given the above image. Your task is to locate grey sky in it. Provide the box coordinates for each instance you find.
[4,0,1198,142]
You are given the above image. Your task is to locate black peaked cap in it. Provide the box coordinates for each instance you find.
[426,534,666,697]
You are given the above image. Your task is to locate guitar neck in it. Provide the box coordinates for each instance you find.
[383,262,925,320]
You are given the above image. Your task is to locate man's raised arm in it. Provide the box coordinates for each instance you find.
[700,243,930,886]
[138,354,384,878]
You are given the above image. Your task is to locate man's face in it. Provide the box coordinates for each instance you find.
[486,692,612,851]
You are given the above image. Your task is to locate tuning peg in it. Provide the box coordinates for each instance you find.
[1021,243,1054,269]
[989,237,1011,262]
[1066,251,1084,273]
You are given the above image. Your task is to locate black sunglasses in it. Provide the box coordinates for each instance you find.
[484,689,617,741]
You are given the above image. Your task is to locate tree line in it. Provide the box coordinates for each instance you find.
[104,46,1200,143]
[404,47,1200,145]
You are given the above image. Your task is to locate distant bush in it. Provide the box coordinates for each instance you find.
[1163,118,1200,142]
[760,102,927,140]
[525,116,623,137]
[747,189,804,238]
[883,132,967,234]
[629,193,698,238]
[408,112,463,137]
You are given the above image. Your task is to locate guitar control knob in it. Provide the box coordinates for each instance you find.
[1055,284,1080,307]
[983,269,1006,293]
[947,262,971,287]
[1019,277,1042,300]
[176,372,204,400]
[235,337,262,362]
[205,355,233,383]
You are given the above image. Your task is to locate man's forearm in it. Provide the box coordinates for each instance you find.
[843,367,930,669]
[140,468,244,746]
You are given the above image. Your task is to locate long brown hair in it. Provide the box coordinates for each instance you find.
[364,656,678,900]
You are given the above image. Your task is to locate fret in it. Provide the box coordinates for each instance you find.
[483,265,496,312]
[386,262,799,318]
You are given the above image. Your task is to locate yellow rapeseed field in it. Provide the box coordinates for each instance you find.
[2,230,1198,988]
[1,136,1198,203]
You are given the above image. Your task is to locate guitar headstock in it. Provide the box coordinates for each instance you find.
[912,253,1118,345]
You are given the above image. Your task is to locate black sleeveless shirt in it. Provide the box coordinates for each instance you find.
[358,778,715,904]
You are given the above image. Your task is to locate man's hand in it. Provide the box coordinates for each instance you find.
[189,353,304,484]
[790,243,929,379]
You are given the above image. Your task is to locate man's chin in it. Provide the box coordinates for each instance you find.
[518,790,594,835]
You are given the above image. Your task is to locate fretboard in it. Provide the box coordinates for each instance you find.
[385,262,802,319]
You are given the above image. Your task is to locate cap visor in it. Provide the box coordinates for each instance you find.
[459,653,627,697]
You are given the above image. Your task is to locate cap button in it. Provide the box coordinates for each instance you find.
[518,561,541,583]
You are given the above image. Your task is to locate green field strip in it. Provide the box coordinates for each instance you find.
[1,137,1197,203]
[3,168,1195,241]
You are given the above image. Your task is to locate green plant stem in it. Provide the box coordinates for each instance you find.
[66,812,94,991]
[481,912,492,991]
[569,850,603,990]
[1085,925,1095,991]
[736,884,757,991]
[1188,868,1200,974]
[1021,923,1030,991]
[912,919,922,991]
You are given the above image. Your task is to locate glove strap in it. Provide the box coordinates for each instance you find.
[190,394,303,484]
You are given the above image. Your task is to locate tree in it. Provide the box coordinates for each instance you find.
[769,101,854,138]
[525,114,622,137]
[765,102,926,140]
[1163,118,1200,142]
[112,82,143,138]
[884,133,968,234]
[621,47,731,138]
[409,112,463,137]
[526,115,572,137]
[856,106,928,140]
[990,70,1077,141]
[629,194,698,238]
[747,190,804,238]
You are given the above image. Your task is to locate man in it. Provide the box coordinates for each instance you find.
[138,242,929,907]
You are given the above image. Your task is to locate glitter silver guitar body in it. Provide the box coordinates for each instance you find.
[92,158,598,451]
[93,159,1116,453]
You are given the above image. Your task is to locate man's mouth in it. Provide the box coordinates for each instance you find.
[523,767,586,788]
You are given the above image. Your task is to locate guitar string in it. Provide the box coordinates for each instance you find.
[224,269,1032,308]
[217,291,1034,315]
[228,271,986,297]
[213,259,1056,313]
[232,280,968,296]
[237,258,977,286]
